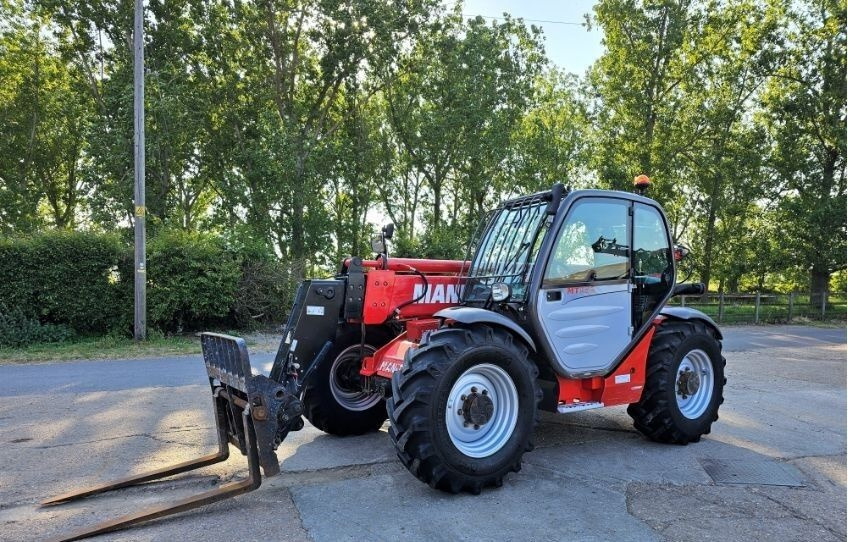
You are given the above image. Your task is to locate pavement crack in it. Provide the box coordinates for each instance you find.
[276,459,400,487]
[523,459,622,491]
[538,420,636,435]
[283,487,316,542]
[31,427,210,449]
[753,488,844,538]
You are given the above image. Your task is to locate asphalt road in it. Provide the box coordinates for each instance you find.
[0,324,844,541]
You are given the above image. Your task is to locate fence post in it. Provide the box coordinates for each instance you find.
[718,291,724,324]
[821,291,827,319]
[680,295,686,308]
[754,291,761,324]
[788,292,794,323]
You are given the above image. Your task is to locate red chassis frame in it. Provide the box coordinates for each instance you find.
[350,256,659,410]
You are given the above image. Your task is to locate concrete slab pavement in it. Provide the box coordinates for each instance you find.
[0,325,844,541]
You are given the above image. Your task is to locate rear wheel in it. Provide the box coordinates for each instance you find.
[627,319,726,444]
[302,329,389,436]
[388,324,541,493]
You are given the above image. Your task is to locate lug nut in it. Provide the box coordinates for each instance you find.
[460,395,466,401]
[473,424,480,430]
[457,409,463,415]
[471,387,477,393]
[481,389,488,395]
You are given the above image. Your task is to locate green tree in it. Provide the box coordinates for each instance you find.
[589,0,783,290]
[386,11,544,248]
[0,1,93,231]
[760,0,846,301]
[508,70,589,192]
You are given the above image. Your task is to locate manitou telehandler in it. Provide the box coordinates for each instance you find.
[44,178,725,540]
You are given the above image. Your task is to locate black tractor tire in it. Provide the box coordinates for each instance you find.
[627,319,726,444]
[301,328,390,436]
[387,324,541,494]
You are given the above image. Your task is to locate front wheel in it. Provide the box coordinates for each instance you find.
[387,324,541,494]
[628,319,726,444]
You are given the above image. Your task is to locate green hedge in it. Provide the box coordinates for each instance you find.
[0,231,127,334]
[0,230,292,339]
[0,304,75,347]
[146,231,242,331]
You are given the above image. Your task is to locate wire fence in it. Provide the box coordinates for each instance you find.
[666,292,847,325]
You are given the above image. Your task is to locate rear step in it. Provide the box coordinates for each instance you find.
[556,401,604,413]
[42,333,303,542]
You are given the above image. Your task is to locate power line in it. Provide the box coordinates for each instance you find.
[463,13,584,26]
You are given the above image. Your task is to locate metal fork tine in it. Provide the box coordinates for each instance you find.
[45,408,262,542]
[40,451,228,506]
[42,393,230,506]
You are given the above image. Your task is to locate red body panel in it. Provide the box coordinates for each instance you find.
[355,258,466,380]
[556,322,658,407]
[360,270,466,324]
[361,319,441,379]
[361,333,414,378]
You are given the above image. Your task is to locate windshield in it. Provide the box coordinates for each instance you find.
[463,200,549,302]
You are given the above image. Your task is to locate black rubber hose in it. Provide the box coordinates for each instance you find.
[673,282,706,296]
[393,267,429,317]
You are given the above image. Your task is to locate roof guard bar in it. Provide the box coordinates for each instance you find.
[546,183,565,215]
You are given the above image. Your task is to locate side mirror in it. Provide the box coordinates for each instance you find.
[373,223,395,268]
[371,236,386,254]
[382,223,394,240]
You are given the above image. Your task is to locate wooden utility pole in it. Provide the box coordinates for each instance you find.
[133,0,146,340]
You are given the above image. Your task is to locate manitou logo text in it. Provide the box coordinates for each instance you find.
[413,283,464,304]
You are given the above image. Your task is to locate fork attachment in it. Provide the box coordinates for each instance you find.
[41,332,304,542]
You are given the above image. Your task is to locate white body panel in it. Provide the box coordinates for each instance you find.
[536,283,632,376]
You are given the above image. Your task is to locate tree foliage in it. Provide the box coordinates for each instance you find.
[0,0,844,319]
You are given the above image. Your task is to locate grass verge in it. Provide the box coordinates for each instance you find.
[0,331,280,364]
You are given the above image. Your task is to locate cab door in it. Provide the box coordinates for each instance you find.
[535,197,633,376]
[631,202,675,331]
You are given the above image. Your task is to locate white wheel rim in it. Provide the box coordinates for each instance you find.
[675,349,715,419]
[329,344,382,411]
[445,363,519,458]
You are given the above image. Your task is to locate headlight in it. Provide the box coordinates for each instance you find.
[491,282,511,302]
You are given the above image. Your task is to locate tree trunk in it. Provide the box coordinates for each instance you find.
[699,207,718,289]
[432,182,442,231]
[810,267,830,308]
[727,273,740,293]
[699,176,722,289]
[290,154,307,283]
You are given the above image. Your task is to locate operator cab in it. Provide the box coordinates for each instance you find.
[462,184,676,378]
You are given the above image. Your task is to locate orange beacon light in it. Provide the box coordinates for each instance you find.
[633,174,651,194]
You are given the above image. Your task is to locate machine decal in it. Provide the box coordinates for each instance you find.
[413,282,464,304]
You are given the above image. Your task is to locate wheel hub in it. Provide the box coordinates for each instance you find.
[676,367,701,399]
[460,388,494,429]
[445,363,519,458]
[674,349,715,420]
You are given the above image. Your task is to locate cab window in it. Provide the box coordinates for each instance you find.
[544,199,630,284]
[632,203,674,327]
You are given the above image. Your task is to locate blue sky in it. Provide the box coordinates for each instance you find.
[460,0,603,75]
